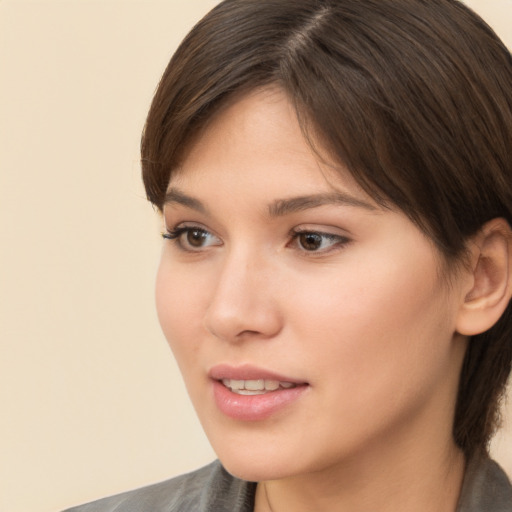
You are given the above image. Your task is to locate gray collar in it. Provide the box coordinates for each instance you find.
[456,457,512,511]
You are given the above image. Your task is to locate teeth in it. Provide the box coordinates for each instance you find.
[221,379,296,394]
[245,379,264,391]
[230,379,245,390]
[264,380,280,391]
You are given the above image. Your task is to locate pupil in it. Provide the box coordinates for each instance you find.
[187,229,206,247]
[300,233,321,250]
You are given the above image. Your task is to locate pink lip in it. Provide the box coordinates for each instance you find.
[209,364,309,421]
[209,363,306,383]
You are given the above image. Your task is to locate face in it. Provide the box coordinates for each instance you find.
[156,87,468,483]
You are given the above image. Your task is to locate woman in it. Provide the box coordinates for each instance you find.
[65,0,512,510]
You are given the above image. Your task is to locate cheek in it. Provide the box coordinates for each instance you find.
[286,250,454,385]
[155,258,207,360]
[281,257,460,455]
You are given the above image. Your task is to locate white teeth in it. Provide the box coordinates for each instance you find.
[245,379,264,391]
[231,379,245,390]
[221,379,296,394]
[264,380,280,391]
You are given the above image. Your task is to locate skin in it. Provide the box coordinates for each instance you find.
[156,87,471,511]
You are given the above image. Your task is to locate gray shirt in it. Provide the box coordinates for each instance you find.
[64,457,512,512]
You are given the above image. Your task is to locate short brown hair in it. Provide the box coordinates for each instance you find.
[141,0,512,458]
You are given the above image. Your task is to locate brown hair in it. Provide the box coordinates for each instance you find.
[141,0,512,458]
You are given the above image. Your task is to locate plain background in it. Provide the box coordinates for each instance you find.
[1,1,511,511]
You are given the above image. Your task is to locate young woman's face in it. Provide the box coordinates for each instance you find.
[156,88,468,482]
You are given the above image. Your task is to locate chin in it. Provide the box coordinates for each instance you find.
[209,434,324,483]
[219,455,295,483]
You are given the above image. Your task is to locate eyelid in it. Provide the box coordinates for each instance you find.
[163,220,215,237]
[290,224,352,239]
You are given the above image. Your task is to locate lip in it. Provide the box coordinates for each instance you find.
[209,364,309,421]
[209,363,306,383]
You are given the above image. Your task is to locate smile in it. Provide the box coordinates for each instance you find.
[221,378,297,395]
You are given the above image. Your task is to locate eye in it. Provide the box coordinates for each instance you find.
[162,225,222,251]
[290,229,350,253]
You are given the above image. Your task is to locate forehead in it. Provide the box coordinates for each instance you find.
[169,87,373,203]
[173,87,306,174]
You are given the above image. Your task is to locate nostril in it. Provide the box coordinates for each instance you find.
[237,329,263,337]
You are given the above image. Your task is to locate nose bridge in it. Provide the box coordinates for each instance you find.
[203,244,281,342]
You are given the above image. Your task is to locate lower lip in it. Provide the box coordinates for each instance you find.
[212,380,308,421]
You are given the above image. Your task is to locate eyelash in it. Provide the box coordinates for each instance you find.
[162,226,351,254]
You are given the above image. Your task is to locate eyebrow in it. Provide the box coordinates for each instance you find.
[164,188,209,214]
[268,192,376,216]
[163,188,376,216]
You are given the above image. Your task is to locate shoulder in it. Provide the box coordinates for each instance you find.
[458,457,512,512]
[62,460,255,512]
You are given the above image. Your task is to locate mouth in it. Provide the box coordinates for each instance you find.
[220,378,297,395]
[209,364,309,421]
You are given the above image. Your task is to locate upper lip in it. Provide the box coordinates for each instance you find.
[208,364,307,384]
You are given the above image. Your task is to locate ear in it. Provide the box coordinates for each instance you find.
[456,218,512,336]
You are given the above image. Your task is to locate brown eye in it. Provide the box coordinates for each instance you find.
[186,229,209,247]
[162,226,222,251]
[290,230,350,253]
[298,232,323,251]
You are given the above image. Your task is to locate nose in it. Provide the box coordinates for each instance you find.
[203,250,283,343]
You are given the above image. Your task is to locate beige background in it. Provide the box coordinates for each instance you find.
[1,1,511,511]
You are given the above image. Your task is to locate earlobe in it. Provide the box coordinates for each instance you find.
[456,218,512,336]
